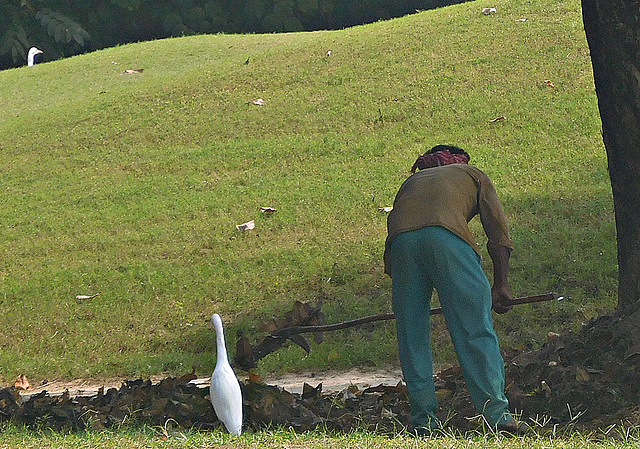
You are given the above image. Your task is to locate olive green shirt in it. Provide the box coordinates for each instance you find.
[384,164,513,275]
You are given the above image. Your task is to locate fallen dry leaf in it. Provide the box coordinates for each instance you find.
[236,220,255,231]
[260,207,277,213]
[575,366,590,382]
[76,293,100,300]
[14,374,30,390]
[546,331,561,342]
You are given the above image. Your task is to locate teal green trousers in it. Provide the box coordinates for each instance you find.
[390,226,512,430]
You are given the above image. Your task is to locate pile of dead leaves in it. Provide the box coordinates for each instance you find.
[506,311,640,430]
[2,348,636,435]
[0,368,495,434]
[3,303,640,434]
[229,299,640,432]
[1,374,214,431]
[0,373,415,433]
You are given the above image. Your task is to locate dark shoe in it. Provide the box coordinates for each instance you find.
[497,419,530,435]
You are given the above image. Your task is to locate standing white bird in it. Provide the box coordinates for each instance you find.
[210,313,243,435]
[27,47,44,66]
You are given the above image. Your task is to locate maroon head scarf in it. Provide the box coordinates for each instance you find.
[410,150,470,173]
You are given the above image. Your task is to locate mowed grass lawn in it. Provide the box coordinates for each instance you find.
[0,0,615,390]
[4,425,640,449]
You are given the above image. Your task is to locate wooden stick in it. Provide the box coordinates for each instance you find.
[271,293,560,337]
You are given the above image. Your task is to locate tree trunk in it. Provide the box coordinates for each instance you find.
[581,0,640,313]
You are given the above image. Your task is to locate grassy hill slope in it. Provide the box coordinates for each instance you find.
[0,0,615,383]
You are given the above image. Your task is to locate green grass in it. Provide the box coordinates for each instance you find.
[0,0,614,388]
[3,423,640,449]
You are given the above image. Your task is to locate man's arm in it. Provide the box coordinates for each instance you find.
[476,171,514,313]
[487,240,514,314]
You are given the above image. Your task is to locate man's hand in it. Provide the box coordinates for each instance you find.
[491,283,513,314]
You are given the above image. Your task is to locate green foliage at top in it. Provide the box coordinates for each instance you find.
[0,0,91,68]
[1,0,466,70]
[35,9,90,46]
[0,0,615,384]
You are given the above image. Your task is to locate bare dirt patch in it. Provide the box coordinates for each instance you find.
[21,367,405,399]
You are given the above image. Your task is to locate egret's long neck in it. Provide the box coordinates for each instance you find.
[214,320,229,362]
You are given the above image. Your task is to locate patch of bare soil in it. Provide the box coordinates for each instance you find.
[19,368,404,399]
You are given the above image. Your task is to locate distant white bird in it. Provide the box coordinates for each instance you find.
[210,313,243,435]
[27,47,44,67]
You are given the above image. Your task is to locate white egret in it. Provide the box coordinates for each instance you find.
[210,313,243,435]
[27,47,44,66]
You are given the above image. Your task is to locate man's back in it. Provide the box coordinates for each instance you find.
[384,164,512,274]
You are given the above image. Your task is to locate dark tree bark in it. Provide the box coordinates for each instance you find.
[581,0,640,313]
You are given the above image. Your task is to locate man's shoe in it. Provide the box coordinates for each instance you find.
[497,419,530,435]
